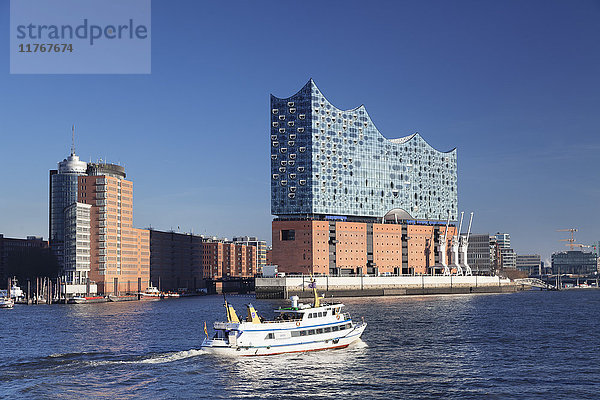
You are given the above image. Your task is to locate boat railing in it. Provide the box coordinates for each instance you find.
[343,313,351,320]
[262,318,303,324]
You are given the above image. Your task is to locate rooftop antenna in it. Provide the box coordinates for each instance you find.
[71,124,76,156]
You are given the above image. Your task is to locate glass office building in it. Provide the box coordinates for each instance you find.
[49,152,88,268]
[270,79,458,221]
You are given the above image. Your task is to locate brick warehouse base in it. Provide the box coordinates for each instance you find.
[256,275,525,299]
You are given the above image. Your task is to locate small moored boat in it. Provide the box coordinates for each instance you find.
[0,297,15,309]
[68,296,107,304]
[140,285,163,299]
[201,281,366,356]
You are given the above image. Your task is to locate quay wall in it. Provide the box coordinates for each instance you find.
[255,275,523,299]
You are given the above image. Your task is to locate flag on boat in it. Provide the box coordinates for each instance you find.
[204,321,208,338]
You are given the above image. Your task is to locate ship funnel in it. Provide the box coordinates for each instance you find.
[290,295,299,308]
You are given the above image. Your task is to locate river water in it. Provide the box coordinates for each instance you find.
[1,290,598,399]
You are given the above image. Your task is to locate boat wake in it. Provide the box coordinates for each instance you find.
[133,349,205,364]
[88,349,206,366]
[350,339,369,349]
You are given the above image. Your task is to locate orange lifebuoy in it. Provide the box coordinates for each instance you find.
[336,314,340,320]
[296,321,301,327]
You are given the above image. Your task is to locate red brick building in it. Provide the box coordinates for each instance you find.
[272,220,456,276]
[201,240,256,279]
[78,165,150,295]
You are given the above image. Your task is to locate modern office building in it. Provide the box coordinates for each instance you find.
[63,202,92,286]
[551,251,597,275]
[516,254,541,275]
[78,163,150,295]
[495,233,510,249]
[270,80,459,275]
[149,229,203,292]
[467,234,491,275]
[49,146,88,269]
[232,236,267,273]
[500,248,516,269]
[489,236,499,272]
[495,233,516,269]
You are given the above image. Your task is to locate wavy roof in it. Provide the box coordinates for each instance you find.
[273,79,456,155]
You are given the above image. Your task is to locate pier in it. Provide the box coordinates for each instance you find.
[256,275,523,299]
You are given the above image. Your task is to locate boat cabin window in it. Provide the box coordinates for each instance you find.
[213,330,226,339]
[265,333,275,340]
[318,312,323,317]
[276,312,299,321]
[295,326,344,337]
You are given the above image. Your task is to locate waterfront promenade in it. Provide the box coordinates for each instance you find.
[256,275,522,299]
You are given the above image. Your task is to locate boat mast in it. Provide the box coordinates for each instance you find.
[310,277,320,308]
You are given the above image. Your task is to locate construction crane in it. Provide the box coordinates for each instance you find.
[557,228,577,251]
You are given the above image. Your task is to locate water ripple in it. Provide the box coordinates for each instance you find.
[1,291,599,399]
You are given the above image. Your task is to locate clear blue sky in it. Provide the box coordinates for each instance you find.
[1,0,599,264]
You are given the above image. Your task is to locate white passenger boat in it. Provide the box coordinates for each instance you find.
[140,285,163,299]
[201,284,366,356]
[68,296,87,304]
[0,297,15,309]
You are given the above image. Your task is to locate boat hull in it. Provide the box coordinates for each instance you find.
[201,323,366,356]
[108,295,138,302]
[68,296,107,304]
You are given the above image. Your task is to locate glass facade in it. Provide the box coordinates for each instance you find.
[271,79,458,221]
[49,153,87,268]
[552,251,598,275]
[63,202,91,284]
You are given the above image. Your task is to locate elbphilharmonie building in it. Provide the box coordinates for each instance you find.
[270,79,457,222]
[270,80,460,276]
